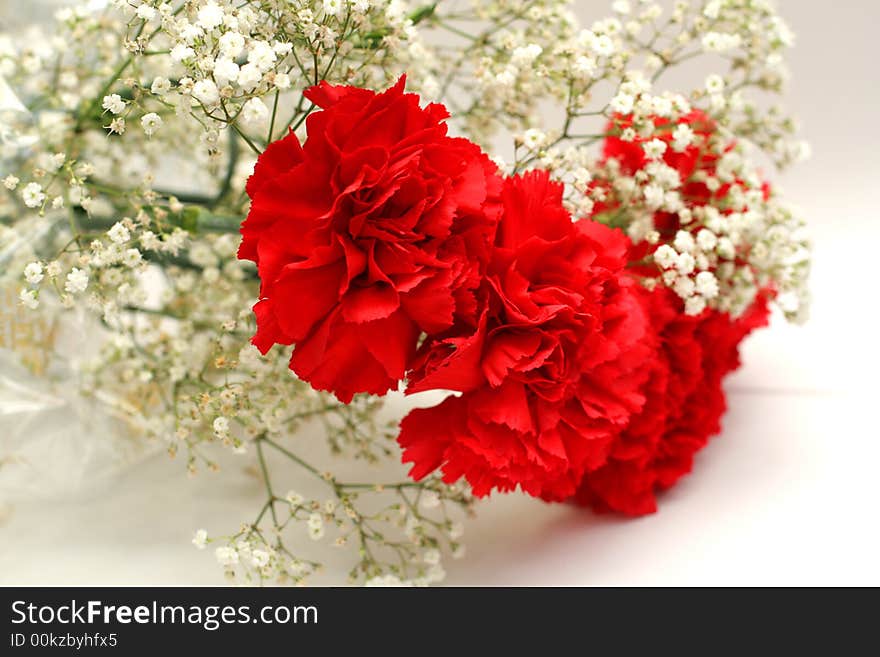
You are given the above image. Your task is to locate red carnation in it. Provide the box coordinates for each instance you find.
[573,286,770,515]
[398,171,653,501]
[239,77,502,402]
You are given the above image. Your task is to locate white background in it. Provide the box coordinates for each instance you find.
[1,1,878,585]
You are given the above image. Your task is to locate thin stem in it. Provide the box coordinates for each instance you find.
[267,90,280,144]
[256,438,279,527]
[231,122,263,156]
[261,436,325,480]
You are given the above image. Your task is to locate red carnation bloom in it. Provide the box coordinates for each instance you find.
[573,286,770,515]
[239,77,502,402]
[398,171,653,500]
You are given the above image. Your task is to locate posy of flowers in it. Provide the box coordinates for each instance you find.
[2,0,811,585]
[241,77,771,515]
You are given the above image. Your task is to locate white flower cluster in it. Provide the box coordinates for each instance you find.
[204,473,469,585]
[587,119,810,320]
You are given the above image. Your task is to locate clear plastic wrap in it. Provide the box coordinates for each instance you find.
[0,295,155,503]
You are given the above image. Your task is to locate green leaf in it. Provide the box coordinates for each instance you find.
[408,3,437,25]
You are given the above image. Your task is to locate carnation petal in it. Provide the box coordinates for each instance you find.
[358,309,419,380]
[272,256,346,341]
[472,381,533,434]
[289,312,397,402]
[245,129,303,199]
[341,283,400,323]
[251,299,292,354]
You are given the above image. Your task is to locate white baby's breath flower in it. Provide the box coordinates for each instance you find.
[323,0,344,17]
[197,1,225,31]
[511,43,542,66]
[675,251,696,275]
[215,546,238,566]
[426,563,446,584]
[136,4,156,21]
[64,268,89,294]
[19,289,39,310]
[3,174,20,190]
[22,182,45,208]
[701,31,742,53]
[240,98,269,126]
[170,43,195,63]
[793,140,811,162]
[139,231,160,251]
[642,138,667,160]
[673,275,696,299]
[177,77,194,96]
[122,248,142,267]
[247,41,277,72]
[179,23,204,44]
[717,236,735,260]
[673,230,696,253]
[140,112,162,136]
[572,55,597,79]
[192,529,208,550]
[590,33,615,57]
[218,31,245,58]
[696,228,718,251]
[107,222,130,244]
[420,490,440,509]
[150,76,171,96]
[643,184,664,209]
[672,123,694,151]
[250,549,270,568]
[352,0,372,13]
[705,74,725,94]
[192,79,220,106]
[274,73,291,90]
[522,128,546,150]
[102,93,126,115]
[213,416,230,435]
[107,118,125,135]
[651,95,673,117]
[213,57,239,86]
[237,63,262,91]
[695,271,720,299]
[610,92,634,114]
[494,69,516,88]
[685,295,707,315]
[704,1,722,19]
[24,262,43,284]
[307,513,324,540]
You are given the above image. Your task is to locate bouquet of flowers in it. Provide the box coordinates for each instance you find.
[0,0,811,585]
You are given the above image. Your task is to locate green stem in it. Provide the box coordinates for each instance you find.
[231,123,263,156]
[261,437,325,481]
[266,90,280,144]
[256,438,279,527]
